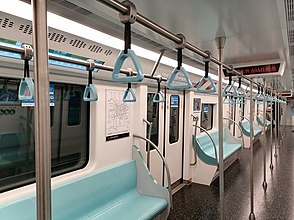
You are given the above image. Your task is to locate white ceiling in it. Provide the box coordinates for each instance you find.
[41,0,292,90]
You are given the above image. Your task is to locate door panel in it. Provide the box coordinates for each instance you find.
[165,91,184,186]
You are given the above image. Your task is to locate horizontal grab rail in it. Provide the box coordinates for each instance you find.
[133,134,173,208]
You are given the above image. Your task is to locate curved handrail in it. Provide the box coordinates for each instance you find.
[143,118,153,169]
[192,125,218,164]
[133,134,172,208]
[167,66,192,90]
[223,117,245,148]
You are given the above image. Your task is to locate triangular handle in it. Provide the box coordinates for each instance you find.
[196,76,216,93]
[167,66,192,90]
[222,84,238,97]
[237,87,246,98]
[112,49,144,83]
[153,91,165,103]
[83,84,98,102]
[18,77,34,100]
[123,87,136,102]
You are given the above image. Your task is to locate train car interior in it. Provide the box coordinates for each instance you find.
[0,0,294,219]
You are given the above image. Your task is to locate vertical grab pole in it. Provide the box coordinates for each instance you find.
[249,81,255,220]
[270,89,274,170]
[32,0,52,220]
[216,36,225,220]
[277,94,280,149]
[274,92,278,157]
[262,79,267,189]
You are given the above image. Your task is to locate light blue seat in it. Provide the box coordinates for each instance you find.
[239,120,262,137]
[257,115,271,127]
[192,128,242,166]
[0,160,168,220]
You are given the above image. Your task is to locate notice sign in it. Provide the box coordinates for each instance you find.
[21,84,55,107]
[193,98,201,112]
[105,90,130,141]
[223,63,282,77]
[170,95,179,107]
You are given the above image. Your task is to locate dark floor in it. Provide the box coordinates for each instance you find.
[168,127,294,220]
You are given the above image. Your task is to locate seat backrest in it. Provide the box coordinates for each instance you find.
[52,160,137,218]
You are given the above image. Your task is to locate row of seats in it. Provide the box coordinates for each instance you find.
[193,117,270,167]
[0,145,170,220]
[192,127,242,166]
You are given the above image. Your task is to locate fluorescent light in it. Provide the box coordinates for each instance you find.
[1,0,223,82]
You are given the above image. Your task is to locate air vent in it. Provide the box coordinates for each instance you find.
[48,32,67,43]
[0,17,14,29]
[69,39,86,48]
[19,24,33,35]
[104,49,112,56]
[88,44,103,53]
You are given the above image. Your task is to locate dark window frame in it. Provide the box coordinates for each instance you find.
[200,103,214,131]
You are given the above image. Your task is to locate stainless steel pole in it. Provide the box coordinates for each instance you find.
[216,36,225,220]
[274,93,278,157]
[262,79,267,189]
[0,44,169,82]
[249,81,255,220]
[270,89,274,170]
[32,0,52,219]
[277,97,280,149]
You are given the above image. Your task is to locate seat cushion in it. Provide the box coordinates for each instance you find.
[88,190,167,220]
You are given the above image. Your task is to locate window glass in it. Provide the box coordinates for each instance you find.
[146,93,159,149]
[169,95,179,144]
[68,91,81,126]
[0,78,89,192]
[201,104,214,130]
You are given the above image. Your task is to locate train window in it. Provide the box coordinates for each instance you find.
[201,104,214,131]
[169,95,180,144]
[0,78,89,192]
[146,93,159,149]
[68,91,82,126]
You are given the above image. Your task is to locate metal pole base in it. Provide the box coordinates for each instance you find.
[274,153,278,158]
[270,164,274,170]
[262,181,267,189]
[249,213,256,220]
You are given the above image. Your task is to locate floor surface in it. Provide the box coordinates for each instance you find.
[168,127,293,220]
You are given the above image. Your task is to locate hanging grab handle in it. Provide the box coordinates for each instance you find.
[196,51,216,93]
[122,69,136,102]
[167,34,192,90]
[123,83,136,102]
[112,49,144,83]
[153,75,165,103]
[18,44,34,101]
[112,1,144,83]
[222,73,238,97]
[83,59,98,102]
